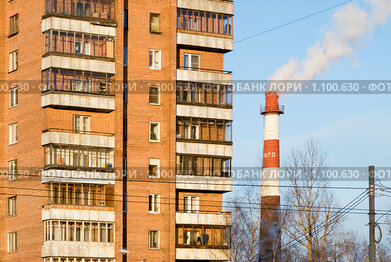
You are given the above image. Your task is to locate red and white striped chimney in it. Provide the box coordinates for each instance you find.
[260,91,283,260]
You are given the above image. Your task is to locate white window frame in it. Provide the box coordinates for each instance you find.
[9,87,18,108]
[8,160,17,180]
[184,53,200,70]
[149,230,160,249]
[8,123,18,144]
[149,86,160,105]
[8,196,16,216]
[149,122,160,142]
[7,232,17,253]
[9,50,18,72]
[149,158,160,178]
[149,49,161,70]
[149,194,160,213]
[184,196,200,213]
[73,115,91,133]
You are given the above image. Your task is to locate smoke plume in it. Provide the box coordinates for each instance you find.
[269,0,391,81]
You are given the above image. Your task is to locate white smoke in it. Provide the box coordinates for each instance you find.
[269,0,391,81]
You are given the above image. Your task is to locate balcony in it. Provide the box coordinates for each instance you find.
[177,67,232,86]
[42,205,115,222]
[42,169,116,185]
[42,16,116,37]
[177,142,232,157]
[42,55,115,74]
[176,211,232,226]
[42,129,115,149]
[45,0,116,25]
[176,248,230,261]
[177,81,232,108]
[176,175,232,192]
[177,3,233,52]
[176,224,231,260]
[42,241,115,258]
[178,0,234,15]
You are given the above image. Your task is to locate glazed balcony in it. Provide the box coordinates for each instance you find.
[45,0,115,24]
[176,225,231,260]
[41,69,115,112]
[177,5,233,52]
[177,81,232,108]
[45,182,115,208]
[44,30,115,61]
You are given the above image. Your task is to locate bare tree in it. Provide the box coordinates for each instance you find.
[281,139,354,262]
[229,184,282,262]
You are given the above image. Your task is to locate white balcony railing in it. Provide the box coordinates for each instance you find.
[176,211,232,226]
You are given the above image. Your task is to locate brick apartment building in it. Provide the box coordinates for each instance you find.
[0,0,233,261]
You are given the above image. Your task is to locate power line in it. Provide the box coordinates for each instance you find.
[0,173,369,190]
[234,0,353,44]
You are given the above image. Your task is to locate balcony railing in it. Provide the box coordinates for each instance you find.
[178,66,232,75]
[42,68,114,96]
[43,128,114,137]
[45,0,115,22]
[177,210,231,215]
[260,105,285,115]
[177,170,230,178]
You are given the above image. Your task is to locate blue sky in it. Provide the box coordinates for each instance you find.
[226,0,391,240]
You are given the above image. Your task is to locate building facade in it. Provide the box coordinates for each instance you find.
[0,0,233,261]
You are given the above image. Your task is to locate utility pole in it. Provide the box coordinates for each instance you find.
[368,165,376,262]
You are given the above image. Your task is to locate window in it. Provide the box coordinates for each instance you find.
[149,159,160,178]
[73,115,90,133]
[9,14,18,36]
[9,87,18,107]
[184,196,199,213]
[149,122,160,142]
[9,50,18,72]
[149,49,161,69]
[150,13,160,33]
[149,194,160,213]
[8,196,16,216]
[184,53,200,70]
[149,86,160,105]
[7,232,17,252]
[149,230,159,249]
[9,123,18,144]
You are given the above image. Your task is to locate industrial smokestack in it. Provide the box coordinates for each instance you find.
[259,92,283,261]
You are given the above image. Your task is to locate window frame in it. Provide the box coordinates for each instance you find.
[73,114,91,133]
[9,14,18,36]
[150,13,161,33]
[184,53,200,70]
[149,158,160,178]
[184,195,200,213]
[149,122,160,142]
[8,123,18,145]
[8,196,16,216]
[149,194,160,213]
[9,86,18,108]
[149,49,161,70]
[149,230,160,249]
[9,50,18,73]
[7,232,17,253]
[149,86,160,105]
